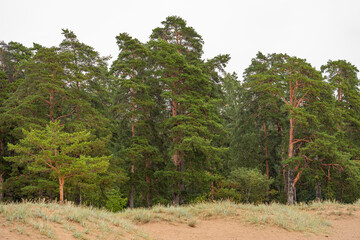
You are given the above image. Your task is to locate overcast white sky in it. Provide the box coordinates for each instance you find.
[1,0,360,79]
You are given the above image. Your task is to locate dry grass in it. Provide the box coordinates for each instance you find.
[237,203,331,234]
[121,201,238,226]
[0,199,358,239]
[0,200,151,240]
[121,201,331,233]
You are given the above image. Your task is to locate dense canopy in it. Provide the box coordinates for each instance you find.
[1,16,360,208]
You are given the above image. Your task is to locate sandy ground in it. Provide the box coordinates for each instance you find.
[1,208,360,240]
[139,212,360,240]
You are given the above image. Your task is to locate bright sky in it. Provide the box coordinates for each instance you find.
[1,0,360,79]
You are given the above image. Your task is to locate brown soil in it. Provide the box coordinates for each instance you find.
[1,207,360,240]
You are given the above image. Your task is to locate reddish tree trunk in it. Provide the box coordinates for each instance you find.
[130,88,136,209]
[59,176,65,204]
[171,98,181,206]
[287,117,295,204]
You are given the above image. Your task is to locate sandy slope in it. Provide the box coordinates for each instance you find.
[139,211,360,240]
[1,207,360,240]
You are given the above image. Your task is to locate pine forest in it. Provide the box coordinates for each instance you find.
[1,16,360,210]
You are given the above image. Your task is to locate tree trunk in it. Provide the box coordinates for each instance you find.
[316,182,322,202]
[129,184,134,209]
[59,176,65,204]
[211,181,215,202]
[0,173,4,201]
[129,89,135,209]
[283,167,287,194]
[173,193,180,206]
[337,86,342,130]
[287,169,294,204]
[145,158,151,208]
[172,99,181,206]
[287,118,295,204]
[277,121,288,195]
[79,186,82,205]
[263,122,269,199]
[173,154,185,206]
[179,155,185,204]
[263,123,269,180]
[130,160,135,209]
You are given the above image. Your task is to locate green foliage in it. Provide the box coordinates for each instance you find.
[215,188,243,202]
[0,16,360,208]
[105,189,128,212]
[229,168,272,203]
[7,121,110,178]
[6,121,110,202]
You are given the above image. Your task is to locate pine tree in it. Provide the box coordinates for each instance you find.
[6,121,110,204]
[149,16,225,205]
[319,60,360,201]
[111,33,158,208]
[0,41,32,200]
[241,52,331,204]
[241,52,284,182]
[59,29,111,135]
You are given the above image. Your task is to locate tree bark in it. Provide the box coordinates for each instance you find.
[287,117,295,204]
[173,193,180,206]
[59,176,65,204]
[287,169,294,204]
[129,88,135,209]
[0,173,4,201]
[337,86,342,130]
[283,168,288,194]
[172,98,181,206]
[316,182,322,202]
[130,156,135,209]
[173,155,184,206]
